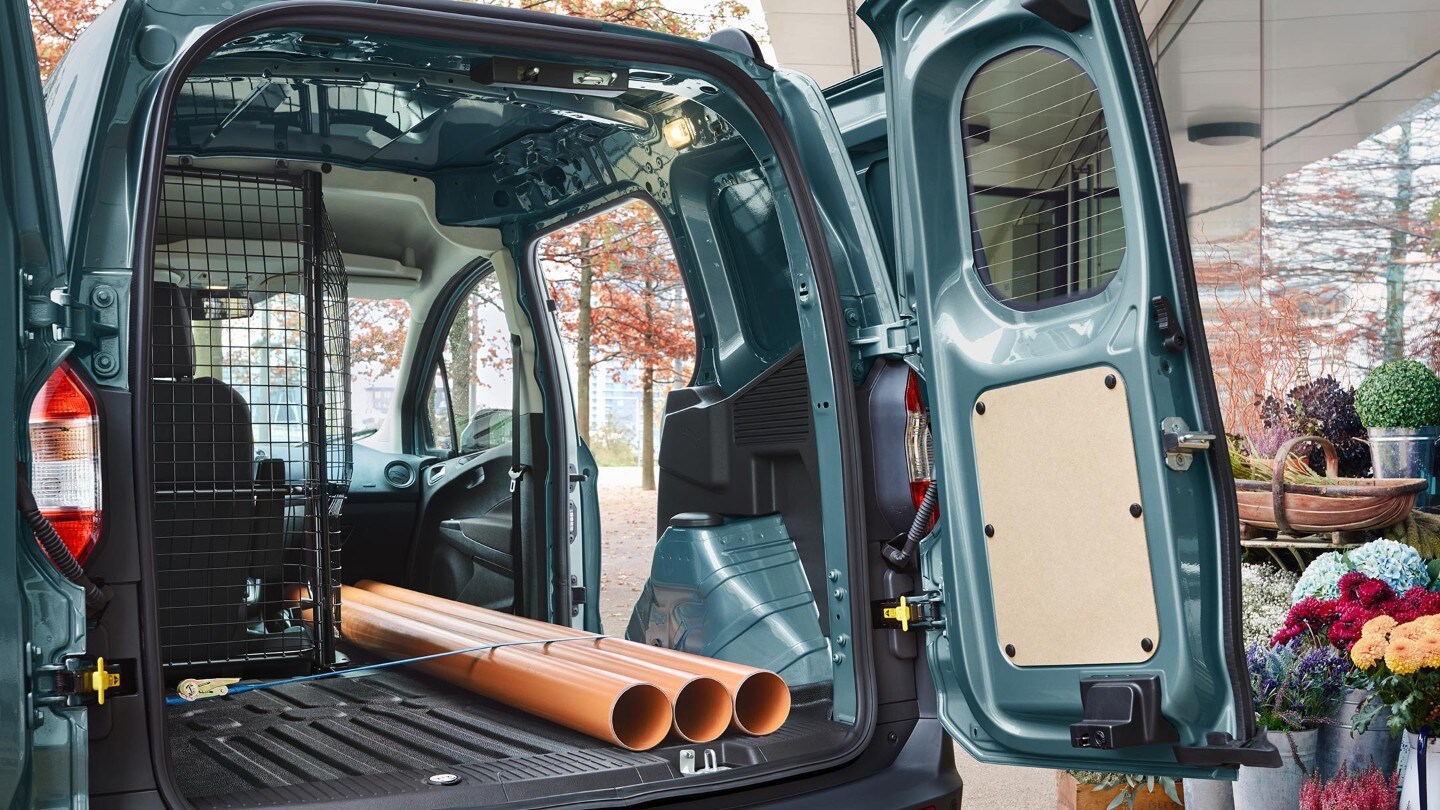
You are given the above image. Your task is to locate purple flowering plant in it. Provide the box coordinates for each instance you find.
[1247,640,1350,731]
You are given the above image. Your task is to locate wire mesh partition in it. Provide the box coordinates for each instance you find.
[151,167,350,676]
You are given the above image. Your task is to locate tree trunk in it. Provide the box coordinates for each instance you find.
[640,364,655,491]
[576,238,594,445]
[447,297,474,438]
[1383,118,1413,363]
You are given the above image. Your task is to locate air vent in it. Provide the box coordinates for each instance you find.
[733,354,811,446]
[384,460,416,488]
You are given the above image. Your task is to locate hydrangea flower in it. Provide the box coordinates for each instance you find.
[1347,539,1429,595]
[1292,552,1355,603]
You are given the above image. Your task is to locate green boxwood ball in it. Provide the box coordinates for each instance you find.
[1354,359,1440,429]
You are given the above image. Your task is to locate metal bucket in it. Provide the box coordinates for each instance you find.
[1234,728,1317,809]
[1317,689,1401,780]
[1181,777,1234,810]
[1369,426,1438,508]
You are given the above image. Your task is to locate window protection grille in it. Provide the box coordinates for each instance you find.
[151,167,350,676]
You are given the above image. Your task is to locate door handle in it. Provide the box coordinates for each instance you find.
[1161,416,1214,472]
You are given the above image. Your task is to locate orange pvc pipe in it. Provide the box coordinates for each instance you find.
[342,586,732,743]
[339,598,671,751]
[354,580,791,735]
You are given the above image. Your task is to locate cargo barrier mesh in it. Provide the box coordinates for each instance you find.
[150,167,350,675]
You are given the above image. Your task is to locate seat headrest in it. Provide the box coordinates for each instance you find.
[152,282,196,380]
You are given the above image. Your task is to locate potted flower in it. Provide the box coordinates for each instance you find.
[1349,612,1440,807]
[1058,771,1183,810]
[1298,765,1399,809]
[1235,640,1349,808]
[1274,541,1438,782]
[1355,359,1440,506]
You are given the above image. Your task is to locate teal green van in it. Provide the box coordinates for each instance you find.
[2,0,1277,805]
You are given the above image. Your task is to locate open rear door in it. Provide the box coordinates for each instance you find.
[1,4,90,805]
[860,0,1278,776]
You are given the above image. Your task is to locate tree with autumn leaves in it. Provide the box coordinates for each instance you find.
[539,201,693,490]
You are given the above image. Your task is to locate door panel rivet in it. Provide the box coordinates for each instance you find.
[975,401,986,415]
[1105,374,1117,389]
[1004,644,1016,658]
[983,524,995,538]
[1141,638,1154,653]
[1129,503,1142,518]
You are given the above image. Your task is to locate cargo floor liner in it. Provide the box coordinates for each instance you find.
[167,657,838,808]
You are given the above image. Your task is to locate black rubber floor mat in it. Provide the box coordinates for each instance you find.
[169,668,839,808]
[168,668,607,798]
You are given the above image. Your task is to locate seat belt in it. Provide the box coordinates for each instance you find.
[508,334,529,617]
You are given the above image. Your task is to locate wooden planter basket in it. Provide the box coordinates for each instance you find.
[1236,436,1426,535]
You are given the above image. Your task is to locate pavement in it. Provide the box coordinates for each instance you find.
[594,466,1056,809]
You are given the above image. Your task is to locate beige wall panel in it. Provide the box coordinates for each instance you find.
[970,366,1160,667]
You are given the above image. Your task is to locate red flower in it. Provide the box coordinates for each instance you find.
[1274,597,1341,646]
[1338,571,1368,601]
[1327,603,1379,649]
[1355,578,1394,607]
[1385,587,1440,624]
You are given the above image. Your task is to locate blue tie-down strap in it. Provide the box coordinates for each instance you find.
[167,635,606,705]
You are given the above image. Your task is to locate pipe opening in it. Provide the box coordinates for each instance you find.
[733,671,791,735]
[611,684,672,751]
[672,677,732,743]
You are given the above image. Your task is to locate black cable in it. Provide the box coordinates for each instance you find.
[18,468,109,615]
[882,480,937,568]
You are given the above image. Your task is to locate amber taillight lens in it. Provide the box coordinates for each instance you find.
[28,363,102,563]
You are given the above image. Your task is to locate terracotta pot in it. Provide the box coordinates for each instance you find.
[1055,772,1183,810]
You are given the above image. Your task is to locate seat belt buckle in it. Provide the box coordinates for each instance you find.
[508,465,528,493]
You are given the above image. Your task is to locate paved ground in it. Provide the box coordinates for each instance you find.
[594,467,1055,808]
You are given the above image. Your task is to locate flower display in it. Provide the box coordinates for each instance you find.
[1291,551,1355,602]
[1347,538,1430,595]
[1273,570,1440,651]
[1248,640,1349,731]
[1350,610,1440,734]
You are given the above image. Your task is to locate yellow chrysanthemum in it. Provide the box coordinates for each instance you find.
[1352,634,1389,669]
[1362,615,1399,638]
[1386,637,1426,675]
[1394,619,1433,641]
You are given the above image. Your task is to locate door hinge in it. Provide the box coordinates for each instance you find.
[37,657,134,706]
[1161,416,1216,472]
[873,592,944,632]
[849,316,919,359]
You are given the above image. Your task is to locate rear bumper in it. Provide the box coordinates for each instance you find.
[673,718,962,810]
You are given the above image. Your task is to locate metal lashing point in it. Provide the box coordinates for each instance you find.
[679,748,727,776]
[427,773,461,786]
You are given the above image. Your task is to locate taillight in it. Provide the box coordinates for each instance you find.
[905,369,937,528]
[28,363,102,564]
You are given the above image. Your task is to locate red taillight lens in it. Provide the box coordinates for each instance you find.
[905,370,938,528]
[28,363,102,563]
